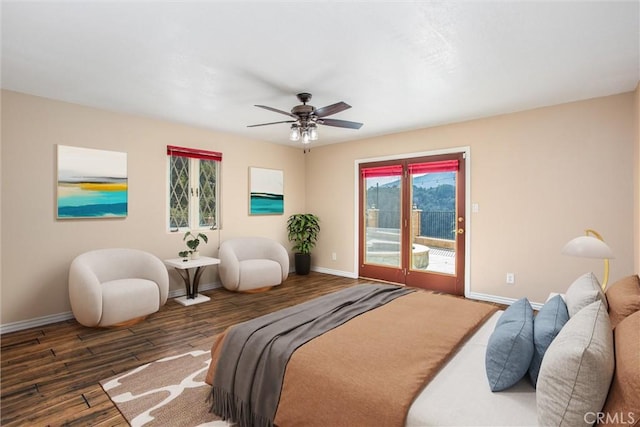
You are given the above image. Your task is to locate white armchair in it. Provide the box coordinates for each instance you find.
[68,248,169,327]
[218,237,289,292]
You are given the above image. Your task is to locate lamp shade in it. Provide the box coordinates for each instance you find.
[289,125,300,141]
[561,236,614,259]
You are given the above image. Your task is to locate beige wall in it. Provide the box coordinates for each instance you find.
[1,88,637,328]
[305,92,636,304]
[1,90,305,326]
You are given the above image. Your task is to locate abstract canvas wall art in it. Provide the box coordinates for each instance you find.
[57,145,128,218]
[249,167,283,215]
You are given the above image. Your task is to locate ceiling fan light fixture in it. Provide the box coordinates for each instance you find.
[289,125,300,141]
[302,129,310,144]
[309,125,318,141]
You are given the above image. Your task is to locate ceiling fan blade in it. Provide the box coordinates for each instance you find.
[314,101,351,118]
[319,118,363,129]
[247,120,297,128]
[255,104,298,119]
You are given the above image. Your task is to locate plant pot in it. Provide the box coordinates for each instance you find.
[190,251,200,260]
[294,253,311,275]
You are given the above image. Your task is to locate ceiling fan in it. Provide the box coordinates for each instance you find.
[248,93,363,144]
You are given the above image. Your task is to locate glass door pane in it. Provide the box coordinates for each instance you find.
[410,170,456,275]
[363,167,402,268]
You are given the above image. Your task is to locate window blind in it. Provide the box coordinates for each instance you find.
[166,145,222,161]
[361,165,403,178]
[408,160,458,174]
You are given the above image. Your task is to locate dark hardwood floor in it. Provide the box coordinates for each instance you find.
[1,272,505,426]
[1,272,362,426]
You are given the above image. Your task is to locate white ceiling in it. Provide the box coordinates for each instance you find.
[2,1,639,148]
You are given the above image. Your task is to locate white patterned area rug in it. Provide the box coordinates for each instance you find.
[100,350,232,427]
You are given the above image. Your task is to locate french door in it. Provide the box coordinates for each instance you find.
[358,152,466,295]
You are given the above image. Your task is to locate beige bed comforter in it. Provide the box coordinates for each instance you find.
[206,290,496,427]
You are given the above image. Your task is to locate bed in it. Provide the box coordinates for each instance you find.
[204,273,640,427]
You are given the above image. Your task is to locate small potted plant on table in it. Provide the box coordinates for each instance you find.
[178,231,208,261]
[286,213,320,275]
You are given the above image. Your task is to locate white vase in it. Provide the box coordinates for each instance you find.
[190,251,200,260]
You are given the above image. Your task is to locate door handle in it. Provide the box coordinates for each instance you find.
[455,228,464,234]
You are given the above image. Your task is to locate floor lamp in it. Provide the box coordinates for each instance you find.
[561,229,614,290]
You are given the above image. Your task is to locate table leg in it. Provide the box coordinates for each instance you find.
[193,266,205,297]
[175,268,193,299]
[172,265,211,302]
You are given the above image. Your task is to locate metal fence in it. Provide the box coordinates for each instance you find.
[376,210,455,240]
[420,211,456,240]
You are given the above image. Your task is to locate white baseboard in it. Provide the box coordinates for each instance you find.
[311,266,359,279]
[0,311,75,335]
[466,291,544,311]
[1,281,223,335]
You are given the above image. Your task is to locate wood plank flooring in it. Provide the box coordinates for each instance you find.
[1,273,505,426]
[1,273,361,426]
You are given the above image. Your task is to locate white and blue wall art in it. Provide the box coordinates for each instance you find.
[249,167,284,215]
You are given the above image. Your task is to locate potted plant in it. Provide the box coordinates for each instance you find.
[286,213,320,275]
[178,231,208,260]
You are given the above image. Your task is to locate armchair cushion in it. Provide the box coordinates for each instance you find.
[100,279,162,326]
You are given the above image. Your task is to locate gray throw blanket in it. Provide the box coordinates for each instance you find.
[209,284,414,427]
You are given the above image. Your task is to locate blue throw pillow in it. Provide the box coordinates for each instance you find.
[528,294,569,387]
[485,298,534,391]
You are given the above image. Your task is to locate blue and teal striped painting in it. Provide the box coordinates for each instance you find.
[250,193,284,215]
[57,145,128,219]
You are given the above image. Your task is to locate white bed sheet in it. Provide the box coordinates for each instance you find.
[406,311,538,426]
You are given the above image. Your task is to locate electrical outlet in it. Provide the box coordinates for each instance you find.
[331,252,337,261]
[506,273,515,284]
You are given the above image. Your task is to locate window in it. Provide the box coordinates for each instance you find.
[167,145,221,231]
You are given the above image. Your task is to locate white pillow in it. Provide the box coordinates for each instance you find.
[536,300,614,427]
[565,272,607,317]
